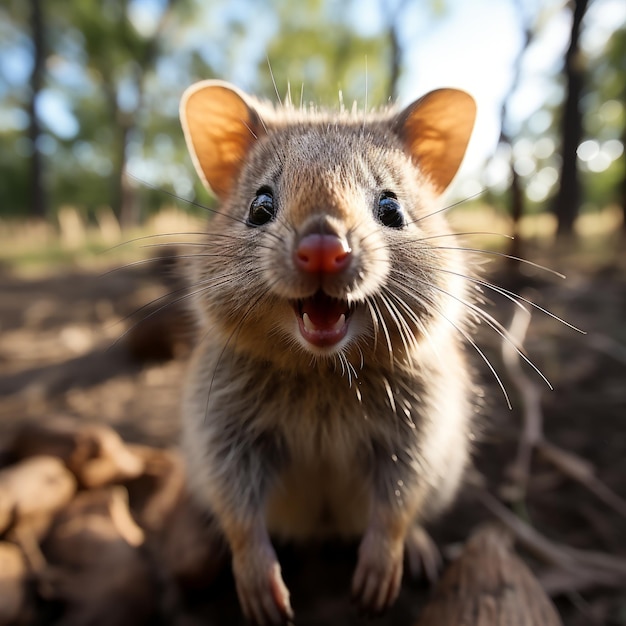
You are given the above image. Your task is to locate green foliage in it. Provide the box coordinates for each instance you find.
[256,1,391,107]
[495,9,625,217]
[0,135,29,216]
[1,0,624,228]
[581,25,626,210]
[1,0,396,222]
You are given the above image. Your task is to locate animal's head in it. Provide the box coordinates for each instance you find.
[179,81,475,366]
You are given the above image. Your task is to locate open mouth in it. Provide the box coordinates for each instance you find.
[293,291,353,348]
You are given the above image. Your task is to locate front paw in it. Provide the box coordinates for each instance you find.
[232,546,294,625]
[351,529,404,614]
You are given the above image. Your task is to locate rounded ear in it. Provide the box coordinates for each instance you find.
[393,89,476,194]
[180,80,265,199]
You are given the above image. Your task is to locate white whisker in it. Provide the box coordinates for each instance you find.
[369,297,394,366]
[420,263,584,333]
[430,246,567,279]
[384,274,512,408]
[395,272,553,390]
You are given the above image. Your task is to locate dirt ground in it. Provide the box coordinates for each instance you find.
[0,240,625,625]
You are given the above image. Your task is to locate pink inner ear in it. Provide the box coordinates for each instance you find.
[394,89,476,193]
[180,82,264,199]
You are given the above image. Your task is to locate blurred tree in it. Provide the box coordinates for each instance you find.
[48,0,184,227]
[255,0,391,108]
[619,36,626,234]
[552,0,589,236]
[3,0,623,238]
[254,0,443,109]
[585,25,626,232]
[503,5,624,233]
[2,0,229,222]
[383,0,410,102]
[1,0,457,225]
[492,0,535,262]
[0,2,31,216]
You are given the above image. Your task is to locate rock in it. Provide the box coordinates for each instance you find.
[415,525,563,626]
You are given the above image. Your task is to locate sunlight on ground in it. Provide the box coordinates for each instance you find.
[0,204,622,276]
[0,207,205,276]
[449,203,624,268]
[450,202,623,240]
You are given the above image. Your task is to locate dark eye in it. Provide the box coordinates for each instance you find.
[247,187,276,226]
[377,192,405,229]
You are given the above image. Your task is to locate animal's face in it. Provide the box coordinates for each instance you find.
[180,81,476,365]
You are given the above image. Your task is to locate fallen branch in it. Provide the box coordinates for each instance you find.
[502,303,626,519]
[500,303,542,497]
[478,489,626,595]
[537,441,626,519]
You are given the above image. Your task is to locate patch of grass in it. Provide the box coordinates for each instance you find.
[0,206,204,277]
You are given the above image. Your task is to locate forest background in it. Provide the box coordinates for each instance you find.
[1,0,625,257]
[1,2,626,624]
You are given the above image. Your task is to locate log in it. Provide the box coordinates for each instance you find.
[415,525,563,626]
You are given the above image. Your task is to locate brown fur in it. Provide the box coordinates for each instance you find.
[179,80,478,623]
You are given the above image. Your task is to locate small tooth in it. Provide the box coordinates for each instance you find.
[303,312,315,332]
[332,314,346,332]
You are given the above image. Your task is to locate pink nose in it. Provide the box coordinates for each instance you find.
[294,233,351,274]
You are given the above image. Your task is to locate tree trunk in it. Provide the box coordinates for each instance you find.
[552,0,589,237]
[508,168,524,263]
[488,0,532,265]
[617,119,626,237]
[112,118,135,229]
[387,16,402,102]
[384,0,409,102]
[27,0,46,219]
[106,0,176,228]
